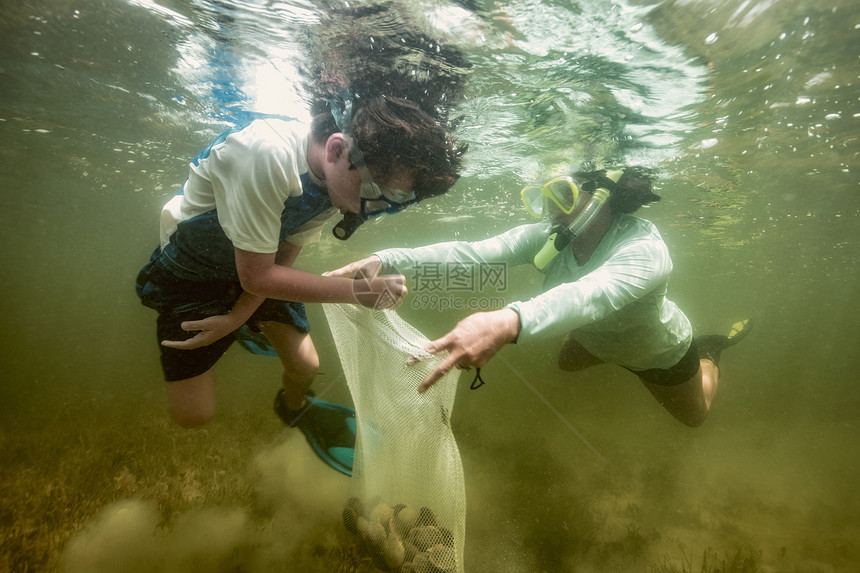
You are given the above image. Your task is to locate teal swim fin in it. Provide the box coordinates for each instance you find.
[235,324,278,357]
[294,396,358,476]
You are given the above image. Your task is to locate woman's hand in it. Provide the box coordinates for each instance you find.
[418,308,521,392]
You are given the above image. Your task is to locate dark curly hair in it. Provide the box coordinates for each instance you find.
[311,95,466,202]
[574,167,660,215]
[300,1,469,202]
[299,1,470,126]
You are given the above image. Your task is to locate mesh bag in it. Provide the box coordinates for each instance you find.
[323,303,466,573]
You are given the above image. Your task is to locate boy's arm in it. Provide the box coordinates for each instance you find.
[275,240,302,267]
[161,241,302,350]
[161,242,300,351]
[235,248,400,304]
[163,242,405,350]
[160,290,267,350]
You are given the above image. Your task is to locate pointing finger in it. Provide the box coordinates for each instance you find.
[418,354,459,393]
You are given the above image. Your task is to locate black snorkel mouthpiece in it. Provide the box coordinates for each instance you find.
[332,212,366,240]
[552,225,576,251]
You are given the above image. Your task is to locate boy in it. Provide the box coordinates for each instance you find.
[137,93,465,431]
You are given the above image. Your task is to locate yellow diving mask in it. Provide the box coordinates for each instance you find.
[531,169,623,270]
[520,176,582,218]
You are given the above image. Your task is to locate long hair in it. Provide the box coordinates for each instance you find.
[574,167,660,215]
[299,1,470,126]
[302,1,469,201]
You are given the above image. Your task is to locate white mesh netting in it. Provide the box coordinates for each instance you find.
[323,303,466,573]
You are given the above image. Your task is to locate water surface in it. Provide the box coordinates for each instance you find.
[1,0,858,571]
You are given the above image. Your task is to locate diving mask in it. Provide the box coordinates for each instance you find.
[532,170,622,270]
[329,91,417,240]
[521,177,582,219]
[357,173,416,219]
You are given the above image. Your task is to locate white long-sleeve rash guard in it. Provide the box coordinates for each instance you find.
[376,215,692,371]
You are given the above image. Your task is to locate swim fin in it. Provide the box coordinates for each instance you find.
[695,318,753,367]
[726,319,751,342]
[235,324,278,357]
[274,391,357,476]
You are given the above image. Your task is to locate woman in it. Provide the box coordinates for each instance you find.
[334,167,751,427]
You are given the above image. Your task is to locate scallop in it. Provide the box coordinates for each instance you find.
[368,502,394,525]
[418,506,438,527]
[439,526,455,548]
[343,505,360,535]
[356,515,370,536]
[427,543,456,571]
[382,531,406,569]
[410,552,434,573]
[364,519,387,549]
[344,496,362,513]
[394,504,420,535]
[408,525,443,552]
[342,497,364,533]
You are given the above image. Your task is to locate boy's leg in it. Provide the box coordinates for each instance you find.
[558,333,605,372]
[166,369,217,428]
[639,359,718,428]
[259,321,319,411]
[139,253,242,428]
[262,320,355,475]
[156,310,234,429]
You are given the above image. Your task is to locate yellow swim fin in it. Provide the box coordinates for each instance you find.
[727,319,752,343]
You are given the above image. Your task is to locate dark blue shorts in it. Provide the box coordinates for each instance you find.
[626,339,701,386]
[136,249,310,382]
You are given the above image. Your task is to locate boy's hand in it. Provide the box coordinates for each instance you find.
[327,255,383,279]
[161,314,241,350]
[352,271,407,309]
[329,256,406,308]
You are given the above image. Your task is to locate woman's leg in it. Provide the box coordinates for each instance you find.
[259,321,320,411]
[558,333,605,372]
[639,359,719,427]
[647,319,751,426]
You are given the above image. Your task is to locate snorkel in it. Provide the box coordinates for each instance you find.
[533,169,622,270]
[332,211,364,241]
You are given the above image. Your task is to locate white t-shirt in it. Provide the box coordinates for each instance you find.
[160,118,329,253]
[376,216,692,371]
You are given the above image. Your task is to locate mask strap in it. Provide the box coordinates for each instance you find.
[328,90,370,241]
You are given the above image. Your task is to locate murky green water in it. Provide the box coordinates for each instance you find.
[1,0,858,571]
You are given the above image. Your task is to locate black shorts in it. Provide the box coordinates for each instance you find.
[136,251,310,382]
[626,339,701,386]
